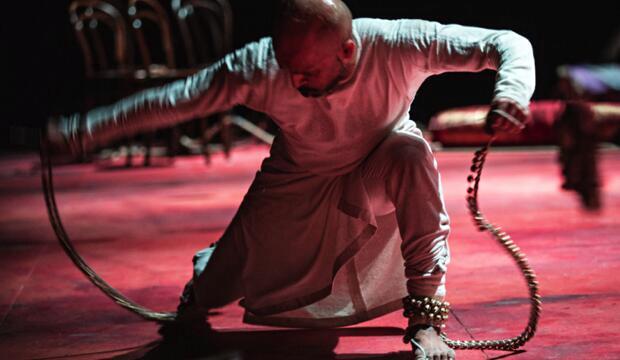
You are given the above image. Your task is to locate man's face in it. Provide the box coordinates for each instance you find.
[275,33,348,98]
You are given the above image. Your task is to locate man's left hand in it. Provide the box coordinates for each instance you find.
[484,98,529,135]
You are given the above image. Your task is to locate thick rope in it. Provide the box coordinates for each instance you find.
[39,134,176,322]
[439,137,542,350]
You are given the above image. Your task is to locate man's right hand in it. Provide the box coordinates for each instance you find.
[43,115,83,164]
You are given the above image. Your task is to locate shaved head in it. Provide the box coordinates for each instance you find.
[272,0,357,97]
[273,0,352,44]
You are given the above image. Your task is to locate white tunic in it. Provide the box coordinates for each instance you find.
[65,18,535,327]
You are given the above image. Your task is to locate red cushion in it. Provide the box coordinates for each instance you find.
[428,101,565,146]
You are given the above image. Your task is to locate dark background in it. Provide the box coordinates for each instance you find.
[2,1,618,146]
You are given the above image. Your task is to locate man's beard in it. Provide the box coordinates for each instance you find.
[298,59,347,98]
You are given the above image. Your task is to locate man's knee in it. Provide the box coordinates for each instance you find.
[387,133,434,164]
[376,133,438,187]
[365,132,434,175]
[362,133,436,215]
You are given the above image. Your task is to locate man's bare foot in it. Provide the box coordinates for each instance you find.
[409,326,455,360]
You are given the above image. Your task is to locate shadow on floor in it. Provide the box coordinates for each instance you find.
[487,351,526,360]
[109,326,412,360]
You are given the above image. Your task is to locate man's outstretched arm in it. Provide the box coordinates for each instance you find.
[48,38,274,155]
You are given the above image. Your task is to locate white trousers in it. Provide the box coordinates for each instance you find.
[186,129,450,323]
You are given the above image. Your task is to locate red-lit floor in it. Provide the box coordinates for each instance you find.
[0,144,619,359]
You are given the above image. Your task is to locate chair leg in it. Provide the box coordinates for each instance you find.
[144,132,153,167]
[200,118,212,165]
[168,126,179,163]
[125,138,133,168]
[221,113,233,159]
[199,112,236,165]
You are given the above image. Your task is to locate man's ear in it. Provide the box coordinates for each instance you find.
[339,39,356,62]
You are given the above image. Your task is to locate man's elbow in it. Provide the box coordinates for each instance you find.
[499,30,534,57]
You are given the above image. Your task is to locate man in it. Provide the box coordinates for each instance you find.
[48,1,534,358]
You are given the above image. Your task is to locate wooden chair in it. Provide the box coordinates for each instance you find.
[171,0,234,163]
[172,0,232,67]
[125,0,193,166]
[128,0,177,71]
[69,0,133,163]
[69,0,177,167]
[172,0,275,164]
[69,0,131,79]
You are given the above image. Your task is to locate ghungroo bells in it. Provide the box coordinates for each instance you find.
[402,295,450,328]
[401,295,451,344]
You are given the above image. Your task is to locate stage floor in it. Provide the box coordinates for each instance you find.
[1,144,619,359]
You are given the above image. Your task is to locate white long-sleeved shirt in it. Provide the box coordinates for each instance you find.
[60,18,535,327]
[72,18,534,176]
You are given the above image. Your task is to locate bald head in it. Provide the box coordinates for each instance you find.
[273,0,357,97]
[273,0,352,43]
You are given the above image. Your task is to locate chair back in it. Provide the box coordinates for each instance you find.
[69,0,130,77]
[171,0,233,66]
[127,0,176,69]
